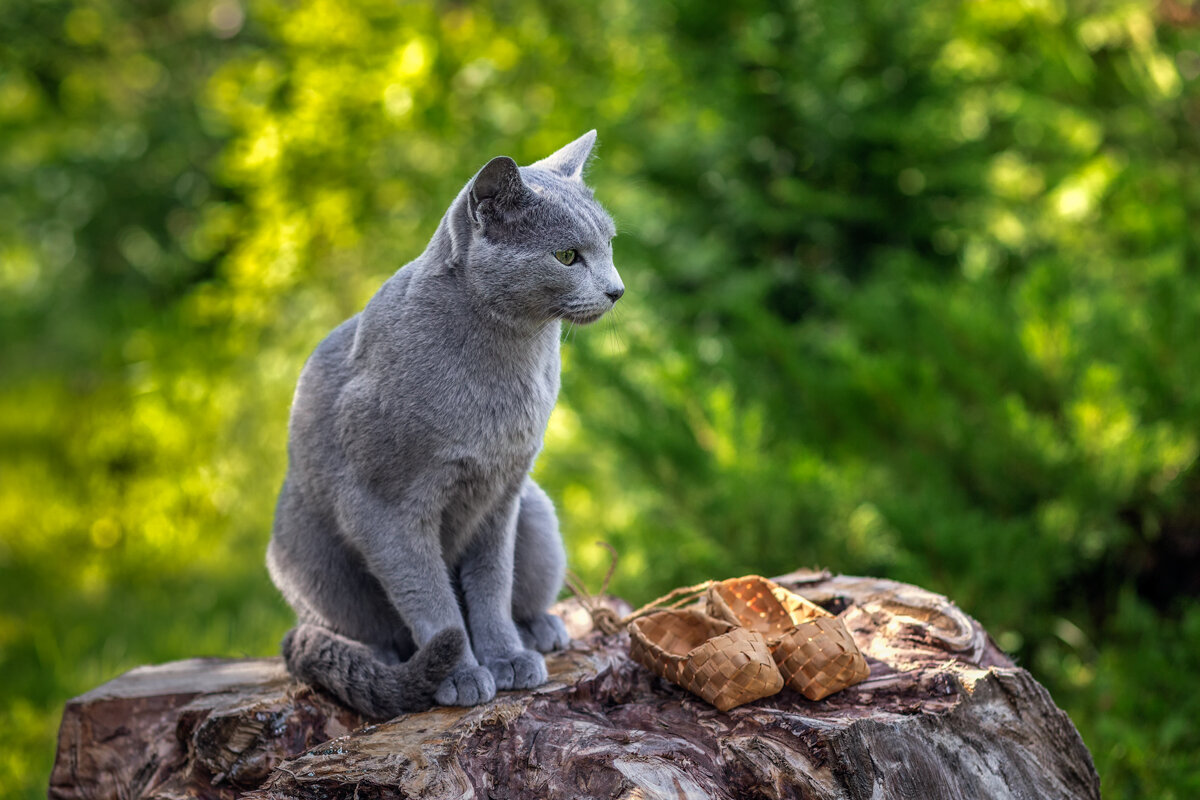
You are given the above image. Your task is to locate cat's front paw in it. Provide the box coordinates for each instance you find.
[434,664,496,706]
[483,649,548,691]
[517,612,571,653]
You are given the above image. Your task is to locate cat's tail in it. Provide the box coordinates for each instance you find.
[281,624,464,719]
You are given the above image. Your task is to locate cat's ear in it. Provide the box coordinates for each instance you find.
[531,129,597,180]
[468,156,530,224]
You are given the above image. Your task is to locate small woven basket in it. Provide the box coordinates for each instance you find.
[629,608,784,711]
[707,576,869,701]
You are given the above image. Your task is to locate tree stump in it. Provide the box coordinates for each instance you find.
[49,570,1100,799]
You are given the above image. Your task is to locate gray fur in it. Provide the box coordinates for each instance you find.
[267,131,621,718]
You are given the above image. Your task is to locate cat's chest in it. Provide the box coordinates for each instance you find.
[444,331,559,439]
[460,359,557,457]
[344,318,560,467]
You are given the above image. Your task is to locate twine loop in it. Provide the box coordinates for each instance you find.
[565,542,715,635]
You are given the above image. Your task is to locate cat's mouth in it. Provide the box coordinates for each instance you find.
[557,303,610,326]
[561,307,608,325]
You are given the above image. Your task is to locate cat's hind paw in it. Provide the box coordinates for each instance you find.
[484,649,548,691]
[434,664,496,706]
[517,612,570,653]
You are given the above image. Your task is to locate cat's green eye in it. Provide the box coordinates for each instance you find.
[554,249,578,266]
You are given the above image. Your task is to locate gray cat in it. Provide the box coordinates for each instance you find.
[267,131,622,718]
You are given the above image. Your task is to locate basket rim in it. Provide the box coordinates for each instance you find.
[710,575,834,624]
[630,608,753,662]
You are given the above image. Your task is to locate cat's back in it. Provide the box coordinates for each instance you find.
[288,267,421,460]
[286,314,356,472]
[297,266,418,398]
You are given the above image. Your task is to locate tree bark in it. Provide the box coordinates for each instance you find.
[49,570,1100,799]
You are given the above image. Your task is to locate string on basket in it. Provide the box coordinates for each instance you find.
[565,542,715,635]
[564,542,623,634]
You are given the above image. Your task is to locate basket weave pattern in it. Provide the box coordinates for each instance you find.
[708,576,869,701]
[629,609,783,711]
[774,616,871,700]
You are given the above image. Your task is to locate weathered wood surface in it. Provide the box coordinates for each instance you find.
[49,570,1100,799]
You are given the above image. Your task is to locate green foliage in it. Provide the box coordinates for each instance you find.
[1056,592,1200,798]
[3,0,1199,797]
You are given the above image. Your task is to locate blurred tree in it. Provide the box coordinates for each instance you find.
[0,0,250,366]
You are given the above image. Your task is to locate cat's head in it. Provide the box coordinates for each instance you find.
[452,131,623,327]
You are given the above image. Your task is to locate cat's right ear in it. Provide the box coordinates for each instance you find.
[467,156,530,225]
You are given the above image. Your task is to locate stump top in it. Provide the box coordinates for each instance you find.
[74,658,289,703]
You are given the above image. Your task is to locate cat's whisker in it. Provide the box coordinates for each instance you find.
[521,324,545,348]
[610,306,627,352]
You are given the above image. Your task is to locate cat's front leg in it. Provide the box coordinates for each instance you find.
[337,484,497,706]
[458,496,549,691]
[512,478,570,653]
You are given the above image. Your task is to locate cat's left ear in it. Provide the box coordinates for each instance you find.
[468,156,531,225]
[531,129,597,180]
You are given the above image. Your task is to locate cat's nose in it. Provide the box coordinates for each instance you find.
[606,285,625,303]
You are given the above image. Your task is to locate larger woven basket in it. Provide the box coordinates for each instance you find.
[628,608,783,711]
[707,576,869,701]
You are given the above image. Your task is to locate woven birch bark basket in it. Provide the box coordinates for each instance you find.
[707,575,870,700]
[627,608,784,711]
[574,557,868,709]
